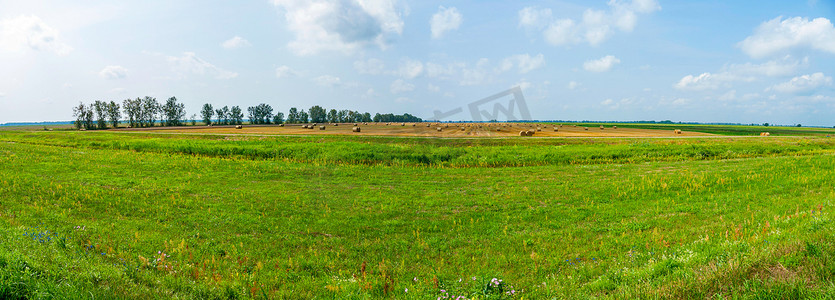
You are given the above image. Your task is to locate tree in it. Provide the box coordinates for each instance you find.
[122,98,141,128]
[327,109,338,123]
[763,123,769,127]
[247,103,274,124]
[201,103,214,125]
[287,107,299,123]
[190,114,197,126]
[299,110,309,123]
[230,106,244,125]
[72,102,94,130]
[273,112,284,124]
[215,106,230,125]
[247,106,258,124]
[362,112,372,122]
[337,110,348,122]
[93,100,107,129]
[308,105,327,123]
[106,101,121,128]
[161,96,186,126]
[140,96,159,127]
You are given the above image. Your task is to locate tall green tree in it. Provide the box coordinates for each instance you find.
[106,101,121,128]
[161,96,186,126]
[308,105,327,123]
[201,103,214,125]
[287,107,298,123]
[140,96,159,127]
[327,109,338,123]
[230,106,244,125]
[299,110,309,123]
[72,102,94,130]
[122,98,141,128]
[273,112,284,124]
[93,100,108,129]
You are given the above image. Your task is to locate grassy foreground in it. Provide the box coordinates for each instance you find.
[1,130,835,299]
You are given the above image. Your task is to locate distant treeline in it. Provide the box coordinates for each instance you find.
[71,97,422,130]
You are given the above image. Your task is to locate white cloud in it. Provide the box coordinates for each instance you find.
[501,53,545,74]
[166,52,238,79]
[719,90,736,101]
[314,75,341,87]
[221,36,251,49]
[271,0,405,55]
[275,65,299,78]
[524,0,660,47]
[738,16,835,58]
[427,83,440,92]
[390,79,414,93]
[99,65,128,79]
[354,58,386,74]
[518,7,552,30]
[767,72,832,93]
[583,55,620,72]
[430,6,462,39]
[395,96,413,103]
[0,92,6,97]
[397,59,423,79]
[0,15,72,55]
[675,57,804,90]
[567,81,580,90]
[674,72,724,90]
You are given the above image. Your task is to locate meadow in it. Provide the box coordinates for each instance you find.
[1,126,835,299]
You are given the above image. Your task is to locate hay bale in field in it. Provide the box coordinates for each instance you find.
[319,126,326,130]
[600,125,604,130]
[426,124,431,127]
[436,127,443,132]
[460,127,465,131]
[333,123,338,126]
[761,132,770,136]
[526,130,535,136]
[519,131,526,136]
[401,123,406,126]
[312,123,317,126]
[537,128,542,131]
[674,129,682,134]
[554,127,558,131]
[584,127,589,130]
[235,125,243,129]
[353,123,358,126]
[207,124,212,127]
[613,126,617,129]
[352,126,361,132]
[279,124,284,127]
[496,128,502,132]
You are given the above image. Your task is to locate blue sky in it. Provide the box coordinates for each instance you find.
[0,0,834,125]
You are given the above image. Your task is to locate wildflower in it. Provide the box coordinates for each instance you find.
[458,278,462,282]
[472,276,476,281]
[405,288,408,293]
[413,277,418,282]
[441,289,446,293]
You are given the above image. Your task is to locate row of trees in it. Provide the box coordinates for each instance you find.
[74,98,423,129]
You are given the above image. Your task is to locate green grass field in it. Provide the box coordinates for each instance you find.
[2,126,835,299]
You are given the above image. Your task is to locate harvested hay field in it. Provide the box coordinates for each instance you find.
[120,122,715,137]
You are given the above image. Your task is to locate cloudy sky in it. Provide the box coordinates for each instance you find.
[1,0,834,125]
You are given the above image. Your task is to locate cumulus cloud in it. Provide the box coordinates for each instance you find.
[0,15,72,55]
[99,65,128,79]
[354,58,386,74]
[397,59,423,79]
[501,53,545,74]
[521,0,660,47]
[674,57,804,90]
[738,16,835,58]
[275,65,299,78]
[567,81,580,90]
[221,36,251,49]
[767,72,832,93]
[427,83,440,92]
[518,6,552,29]
[167,52,238,79]
[272,0,405,55]
[390,79,414,93]
[314,75,341,87]
[583,55,620,72]
[430,6,463,39]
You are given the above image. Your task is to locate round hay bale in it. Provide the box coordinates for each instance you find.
[352,126,361,132]
[674,129,682,134]
[584,127,589,130]
[333,123,338,126]
[519,131,526,136]
[312,123,317,126]
[554,127,558,131]
[279,123,284,127]
[600,125,604,130]
[207,124,212,127]
[537,128,542,131]
[613,126,617,129]
[319,126,326,130]
[496,128,502,132]
[353,123,358,126]
[412,123,416,127]
[235,125,243,129]
[526,130,534,136]
[460,127,465,131]
[761,132,770,136]
[436,127,442,132]
[401,123,405,126]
